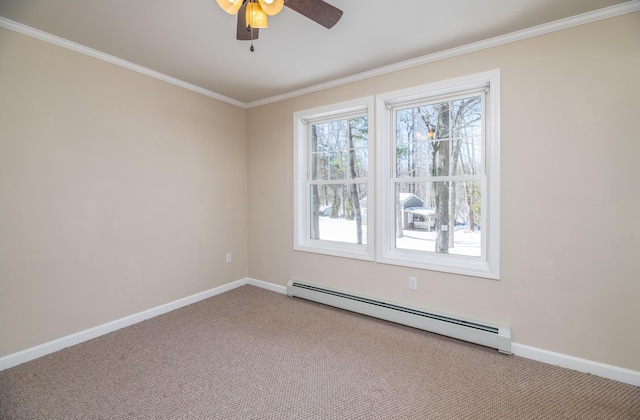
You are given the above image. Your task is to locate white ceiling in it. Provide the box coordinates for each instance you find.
[0,0,634,105]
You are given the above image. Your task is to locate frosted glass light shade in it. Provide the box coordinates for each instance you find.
[258,0,284,16]
[216,0,243,15]
[246,2,268,28]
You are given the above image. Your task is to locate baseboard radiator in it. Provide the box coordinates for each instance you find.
[287,281,511,354]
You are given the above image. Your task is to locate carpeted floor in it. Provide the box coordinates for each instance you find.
[1,285,639,419]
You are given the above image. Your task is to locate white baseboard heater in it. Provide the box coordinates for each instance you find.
[287,280,511,354]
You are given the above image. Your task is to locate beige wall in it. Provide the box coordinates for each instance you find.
[0,28,248,357]
[247,13,640,371]
[1,12,638,372]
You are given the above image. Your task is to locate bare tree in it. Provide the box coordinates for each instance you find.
[431,102,451,253]
[348,119,363,244]
[311,124,320,239]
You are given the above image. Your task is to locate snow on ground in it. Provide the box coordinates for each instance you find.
[318,217,480,257]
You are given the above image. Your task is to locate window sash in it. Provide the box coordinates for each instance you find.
[293,97,375,261]
[376,70,500,279]
[391,91,486,180]
[390,91,487,260]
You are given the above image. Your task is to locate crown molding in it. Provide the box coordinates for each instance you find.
[0,16,248,109]
[246,0,640,108]
[2,1,639,109]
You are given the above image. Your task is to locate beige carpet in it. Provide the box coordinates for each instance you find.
[1,285,638,419]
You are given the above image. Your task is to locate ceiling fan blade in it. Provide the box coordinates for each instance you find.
[285,0,343,29]
[236,2,260,40]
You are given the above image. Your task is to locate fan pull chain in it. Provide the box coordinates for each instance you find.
[250,26,255,52]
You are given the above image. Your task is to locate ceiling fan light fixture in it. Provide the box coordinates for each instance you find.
[258,0,284,16]
[246,2,269,28]
[216,0,243,15]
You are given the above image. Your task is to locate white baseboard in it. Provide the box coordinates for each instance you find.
[2,278,638,387]
[511,343,639,386]
[0,278,250,371]
[247,277,287,294]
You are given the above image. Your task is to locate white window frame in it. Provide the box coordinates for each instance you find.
[293,97,375,261]
[376,70,500,279]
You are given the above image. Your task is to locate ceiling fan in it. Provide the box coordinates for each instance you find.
[216,0,343,51]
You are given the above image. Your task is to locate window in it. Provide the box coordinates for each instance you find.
[294,71,499,279]
[377,71,500,278]
[293,98,375,260]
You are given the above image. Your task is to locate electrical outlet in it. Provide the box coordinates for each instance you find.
[225,253,232,263]
[409,276,417,290]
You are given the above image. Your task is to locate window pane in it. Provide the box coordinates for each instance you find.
[312,120,347,149]
[396,140,455,178]
[354,147,368,178]
[396,103,455,177]
[451,96,482,138]
[451,96,482,176]
[396,141,435,178]
[312,116,368,181]
[394,181,481,257]
[311,152,327,180]
[328,151,348,180]
[310,183,367,244]
[453,135,482,176]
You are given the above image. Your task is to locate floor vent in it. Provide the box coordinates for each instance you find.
[287,280,511,354]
